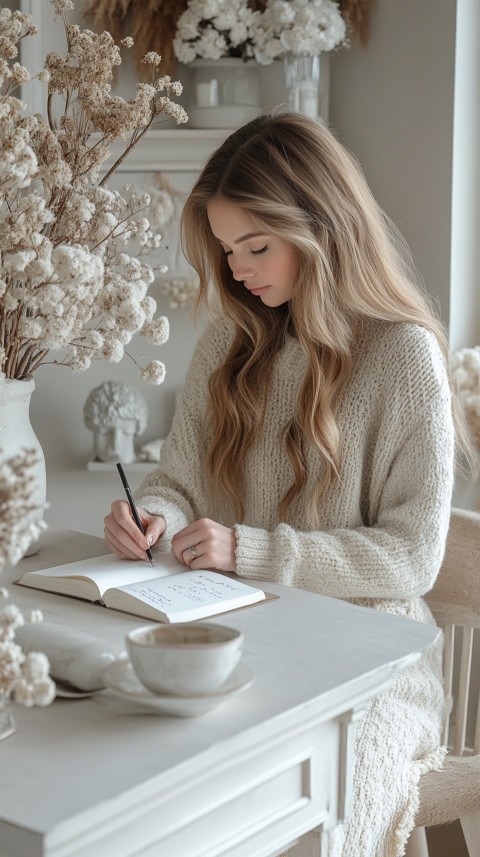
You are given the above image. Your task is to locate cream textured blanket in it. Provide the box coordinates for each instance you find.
[137,316,455,856]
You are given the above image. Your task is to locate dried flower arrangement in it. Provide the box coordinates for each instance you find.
[148,173,200,309]
[83,0,189,78]
[0,447,55,714]
[451,347,480,454]
[338,0,374,46]
[0,0,188,385]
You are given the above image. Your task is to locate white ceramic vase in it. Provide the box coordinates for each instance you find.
[187,58,261,129]
[0,695,15,741]
[0,376,46,554]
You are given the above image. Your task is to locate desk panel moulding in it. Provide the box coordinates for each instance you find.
[15,712,340,857]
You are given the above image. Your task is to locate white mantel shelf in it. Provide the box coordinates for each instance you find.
[109,128,230,173]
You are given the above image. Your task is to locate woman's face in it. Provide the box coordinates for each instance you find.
[207,197,297,307]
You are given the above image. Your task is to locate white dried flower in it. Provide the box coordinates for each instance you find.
[141,360,166,384]
[0,454,55,709]
[159,277,199,309]
[146,187,175,229]
[0,448,46,568]
[142,52,162,66]
[451,346,480,452]
[143,315,169,345]
[101,336,123,363]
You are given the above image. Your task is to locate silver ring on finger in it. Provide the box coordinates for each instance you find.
[189,545,197,559]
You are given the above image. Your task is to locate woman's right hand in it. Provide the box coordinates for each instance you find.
[104,500,166,561]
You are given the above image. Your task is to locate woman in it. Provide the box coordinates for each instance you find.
[104,112,457,856]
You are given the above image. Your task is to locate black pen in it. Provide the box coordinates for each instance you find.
[116,462,155,567]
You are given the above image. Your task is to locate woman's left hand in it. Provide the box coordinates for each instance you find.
[171,518,237,573]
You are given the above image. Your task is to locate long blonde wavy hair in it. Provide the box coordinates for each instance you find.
[181,111,459,526]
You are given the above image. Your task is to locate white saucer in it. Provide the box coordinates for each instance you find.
[102,659,254,717]
[55,682,100,699]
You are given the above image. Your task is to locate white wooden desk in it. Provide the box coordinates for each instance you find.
[0,530,440,857]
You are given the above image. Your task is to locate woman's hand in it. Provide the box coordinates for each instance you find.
[104,500,165,561]
[171,519,237,573]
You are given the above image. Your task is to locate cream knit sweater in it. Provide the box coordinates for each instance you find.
[137,315,455,856]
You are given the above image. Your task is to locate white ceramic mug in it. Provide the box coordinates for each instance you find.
[126,622,244,696]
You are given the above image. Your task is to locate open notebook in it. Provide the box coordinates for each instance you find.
[16,552,267,623]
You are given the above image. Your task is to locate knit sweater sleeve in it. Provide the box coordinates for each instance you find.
[235,326,455,600]
[134,318,232,547]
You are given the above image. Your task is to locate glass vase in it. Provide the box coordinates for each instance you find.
[0,695,15,740]
[283,53,321,119]
[187,58,261,129]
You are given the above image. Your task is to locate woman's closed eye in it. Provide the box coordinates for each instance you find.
[223,245,268,257]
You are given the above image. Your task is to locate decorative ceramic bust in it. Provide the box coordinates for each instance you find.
[83,381,148,464]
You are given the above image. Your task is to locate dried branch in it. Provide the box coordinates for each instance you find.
[338,0,376,47]
[82,0,132,48]
[131,0,188,78]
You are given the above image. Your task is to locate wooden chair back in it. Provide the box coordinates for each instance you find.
[425,507,480,756]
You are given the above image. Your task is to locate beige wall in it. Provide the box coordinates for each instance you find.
[329,0,480,512]
[329,0,456,328]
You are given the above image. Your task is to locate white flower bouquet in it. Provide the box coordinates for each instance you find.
[253,0,347,63]
[0,0,188,385]
[173,0,262,63]
[173,0,347,67]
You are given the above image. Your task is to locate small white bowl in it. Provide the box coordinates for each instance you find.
[126,623,244,696]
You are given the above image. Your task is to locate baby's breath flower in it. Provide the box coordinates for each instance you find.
[11,62,30,84]
[52,0,75,15]
[71,352,92,373]
[141,360,166,385]
[159,277,199,309]
[451,347,480,452]
[142,52,162,66]
[102,338,124,362]
[0,451,54,710]
[143,315,169,345]
[141,295,157,321]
